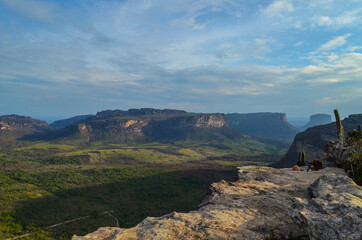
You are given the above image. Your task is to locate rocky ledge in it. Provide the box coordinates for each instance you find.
[72,166,361,240]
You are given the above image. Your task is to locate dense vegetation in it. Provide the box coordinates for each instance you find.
[0,139,283,239]
[0,166,237,239]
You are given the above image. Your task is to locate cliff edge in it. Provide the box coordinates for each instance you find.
[72,166,361,240]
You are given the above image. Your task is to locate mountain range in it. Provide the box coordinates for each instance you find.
[1,108,306,145]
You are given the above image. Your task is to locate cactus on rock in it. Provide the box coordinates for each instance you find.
[297,150,306,166]
[334,109,345,145]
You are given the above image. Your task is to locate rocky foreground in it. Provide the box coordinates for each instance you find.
[73,166,362,240]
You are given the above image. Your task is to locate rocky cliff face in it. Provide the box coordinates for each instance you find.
[300,114,332,131]
[0,115,49,130]
[289,175,362,240]
[0,115,51,143]
[226,112,299,141]
[273,114,362,168]
[50,110,234,143]
[72,166,361,240]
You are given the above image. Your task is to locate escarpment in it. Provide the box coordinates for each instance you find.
[273,114,362,168]
[72,166,361,240]
[45,109,238,143]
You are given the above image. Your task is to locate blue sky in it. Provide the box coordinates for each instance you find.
[0,0,361,122]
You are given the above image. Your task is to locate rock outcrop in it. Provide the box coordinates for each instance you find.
[72,166,361,240]
[273,114,362,168]
[289,175,362,240]
[226,112,299,141]
[300,114,332,131]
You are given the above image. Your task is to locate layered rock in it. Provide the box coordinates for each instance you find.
[300,114,332,131]
[226,112,299,141]
[72,166,360,240]
[273,114,362,168]
[0,115,49,130]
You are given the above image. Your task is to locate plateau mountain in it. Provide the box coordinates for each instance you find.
[299,114,332,131]
[226,113,299,141]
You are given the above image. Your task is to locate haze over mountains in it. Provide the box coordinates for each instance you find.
[299,114,332,131]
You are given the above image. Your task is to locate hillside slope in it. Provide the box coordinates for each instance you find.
[50,115,93,128]
[273,114,362,168]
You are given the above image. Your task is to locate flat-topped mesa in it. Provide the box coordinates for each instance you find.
[300,114,332,131]
[0,114,49,130]
[226,112,299,140]
[0,114,52,143]
[72,166,361,240]
[46,110,235,143]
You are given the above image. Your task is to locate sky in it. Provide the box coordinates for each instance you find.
[0,0,361,122]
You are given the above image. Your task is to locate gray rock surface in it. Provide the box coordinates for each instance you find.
[289,175,362,240]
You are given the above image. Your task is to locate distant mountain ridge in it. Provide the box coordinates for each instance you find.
[273,114,362,168]
[50,115,92,128]
[226,112,299,141]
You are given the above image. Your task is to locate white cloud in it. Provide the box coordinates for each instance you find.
[170,15,207,30]
[311,9,362,28]
[336,9,360,25]
[261,0,294,18]
[294,41,306,47]
[317,97,343,104]
[312,16,333,26]
[318,34,351,51]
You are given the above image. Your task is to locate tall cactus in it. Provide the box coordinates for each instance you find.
[297,150,306,166]
[358,124,361,132]
[334,109,345,145]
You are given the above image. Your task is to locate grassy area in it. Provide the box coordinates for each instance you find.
[1,140,285,170]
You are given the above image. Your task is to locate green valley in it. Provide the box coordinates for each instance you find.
[0,110,289,239]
